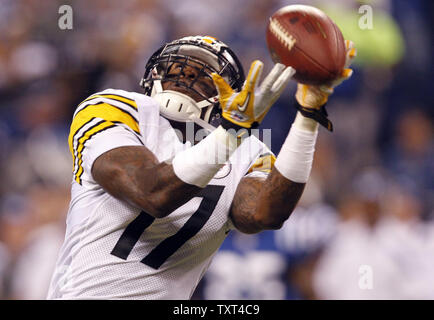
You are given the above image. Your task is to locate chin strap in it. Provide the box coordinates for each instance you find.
[151,80,219,132]
[191,117,216,133]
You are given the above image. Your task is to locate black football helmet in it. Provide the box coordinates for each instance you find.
[140,36,245,130]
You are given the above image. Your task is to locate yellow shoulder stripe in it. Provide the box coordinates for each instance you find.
[68,101,140,185]
[73,120,116,184]
[79,94,138,111]
[68,102,139,153]
[247,153,276,174]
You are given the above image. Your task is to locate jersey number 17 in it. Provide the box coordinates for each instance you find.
[110,185,225,269]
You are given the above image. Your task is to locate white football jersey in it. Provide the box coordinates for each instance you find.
[47,89,274,300]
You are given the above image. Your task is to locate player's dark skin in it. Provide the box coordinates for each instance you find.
[92,61,305,233]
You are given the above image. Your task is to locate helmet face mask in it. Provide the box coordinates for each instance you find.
[152,54,219,103]
[140,36,245,130]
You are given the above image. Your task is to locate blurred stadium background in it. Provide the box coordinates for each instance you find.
[0,0,432,299]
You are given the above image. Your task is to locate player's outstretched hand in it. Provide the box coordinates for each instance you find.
[294,40,357,131]
[212,60,295,129]
[295,40,357,110]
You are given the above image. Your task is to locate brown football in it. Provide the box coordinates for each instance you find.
[266,5,346,85]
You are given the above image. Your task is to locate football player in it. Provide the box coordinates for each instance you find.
[47,36,355,299]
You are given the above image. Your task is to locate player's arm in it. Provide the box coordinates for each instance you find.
[92,145,202,219]
[229,41,357,233]
[230,171,305,234]
[92,121,240,219]
[92,62,293,219]
[229,114,316,234]
[69,94,208,220]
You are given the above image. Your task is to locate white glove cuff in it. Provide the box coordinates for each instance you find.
[274,112,318,183]
[172,126,237,188]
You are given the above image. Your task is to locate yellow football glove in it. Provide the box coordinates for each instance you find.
[295,40,357,131]
[212,60,295,129]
